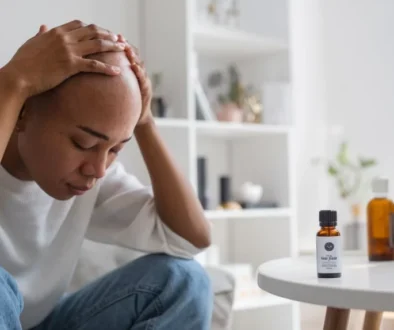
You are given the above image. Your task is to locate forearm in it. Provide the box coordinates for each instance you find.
[0,68,27,162]
[134,119,211,249]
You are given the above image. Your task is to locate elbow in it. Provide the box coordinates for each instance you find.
[193,224,212,249]
[194,233,212,249]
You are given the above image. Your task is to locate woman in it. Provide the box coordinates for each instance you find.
[0,20,212,330]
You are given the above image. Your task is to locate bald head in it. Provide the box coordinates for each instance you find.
[24,51,142,130]
[7,51,143,199]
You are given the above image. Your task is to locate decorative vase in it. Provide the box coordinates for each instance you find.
[216,102,243,122]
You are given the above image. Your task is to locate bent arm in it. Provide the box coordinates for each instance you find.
[134,119,212,249]
[0,68,27,162]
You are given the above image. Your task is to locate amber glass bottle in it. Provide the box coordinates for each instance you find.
[367,177,394,261]
[316,210,342,278]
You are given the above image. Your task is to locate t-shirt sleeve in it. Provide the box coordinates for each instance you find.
[86,161,203,259]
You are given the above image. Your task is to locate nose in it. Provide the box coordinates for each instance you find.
[81,152,108,179]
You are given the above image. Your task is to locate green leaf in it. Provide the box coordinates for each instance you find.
[337,177,351,198]
[359,157,377,168]
[337,142,349,165]
[328,164,338,176]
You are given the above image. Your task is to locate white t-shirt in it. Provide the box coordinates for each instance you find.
[0,161,203,329]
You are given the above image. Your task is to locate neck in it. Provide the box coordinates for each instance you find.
[1,132,32,181]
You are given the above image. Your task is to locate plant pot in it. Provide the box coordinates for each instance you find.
[216,102,243,122]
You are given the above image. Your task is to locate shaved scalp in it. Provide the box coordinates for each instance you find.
[24,51,142,121]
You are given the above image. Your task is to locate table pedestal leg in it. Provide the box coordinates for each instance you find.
[363,311,383,330]
[323,307,350,330]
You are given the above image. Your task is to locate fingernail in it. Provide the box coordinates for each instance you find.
[118,43,126,49]
[112,34,118,42]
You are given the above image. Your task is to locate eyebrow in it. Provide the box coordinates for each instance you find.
[77,125,132,143]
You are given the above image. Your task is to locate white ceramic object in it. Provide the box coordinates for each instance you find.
[238,181,263,204]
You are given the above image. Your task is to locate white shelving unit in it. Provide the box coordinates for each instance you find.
[194,22,288,59]
[119,1,299,329]
[195,120,292,138]
[205,207,293,220]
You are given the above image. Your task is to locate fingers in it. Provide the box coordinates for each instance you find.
[57,19,86,32]
[131,61,148,89]
[76,39,127,57]
[40,25,48,34]
[125,46,141,66]
[117,34,126,43]
[128,47,145,78]
[124,46,134,64]
[68,24,118,42]
[36,24,48,36]
[77,58,121,75]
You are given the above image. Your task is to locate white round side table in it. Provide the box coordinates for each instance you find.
[258,256,394,330]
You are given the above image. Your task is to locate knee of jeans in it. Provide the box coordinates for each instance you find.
[134,254,213,302]
[0,267,24,313]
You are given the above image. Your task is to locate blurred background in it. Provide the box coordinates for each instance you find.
[1,0,394,329]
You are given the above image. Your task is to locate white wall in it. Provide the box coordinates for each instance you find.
[0,0,140,66]
[322,0,394,221]
[292,0,394,251]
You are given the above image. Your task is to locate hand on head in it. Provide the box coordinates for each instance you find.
[2,20,130,99]
[1,20,153,200]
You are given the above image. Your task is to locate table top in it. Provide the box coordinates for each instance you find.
[258,256,394,311]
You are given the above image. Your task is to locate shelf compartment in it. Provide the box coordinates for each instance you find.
[204,208,293,220]
[194,23,288,58]
[195,121,291,139]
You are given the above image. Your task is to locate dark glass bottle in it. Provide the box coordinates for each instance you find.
[316,210,342,278]
[367,177,394,261]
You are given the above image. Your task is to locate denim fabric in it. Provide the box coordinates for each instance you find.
[0,267,23,330]
[1,254,213,330]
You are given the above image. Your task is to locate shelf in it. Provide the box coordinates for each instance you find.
[233,293,291,311]
[196,121,291,138]
[154,118,190,128]
[204,208,293,220]
[193,23,288,58]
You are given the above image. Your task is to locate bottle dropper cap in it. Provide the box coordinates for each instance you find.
[372,177,389,195]
[319,210,337,227]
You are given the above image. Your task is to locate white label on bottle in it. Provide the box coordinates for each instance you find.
[316,236,342,274]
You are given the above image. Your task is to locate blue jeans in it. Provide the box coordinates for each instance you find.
[0,253,213,330]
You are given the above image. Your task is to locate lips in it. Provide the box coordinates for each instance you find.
[69,184,91,191]
[67,183,93,195]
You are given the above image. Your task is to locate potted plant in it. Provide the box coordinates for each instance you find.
[312,141,377,249]
[207,65,245,122]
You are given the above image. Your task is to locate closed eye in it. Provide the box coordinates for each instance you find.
[72,139,121,155]
[72,140,91,151]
